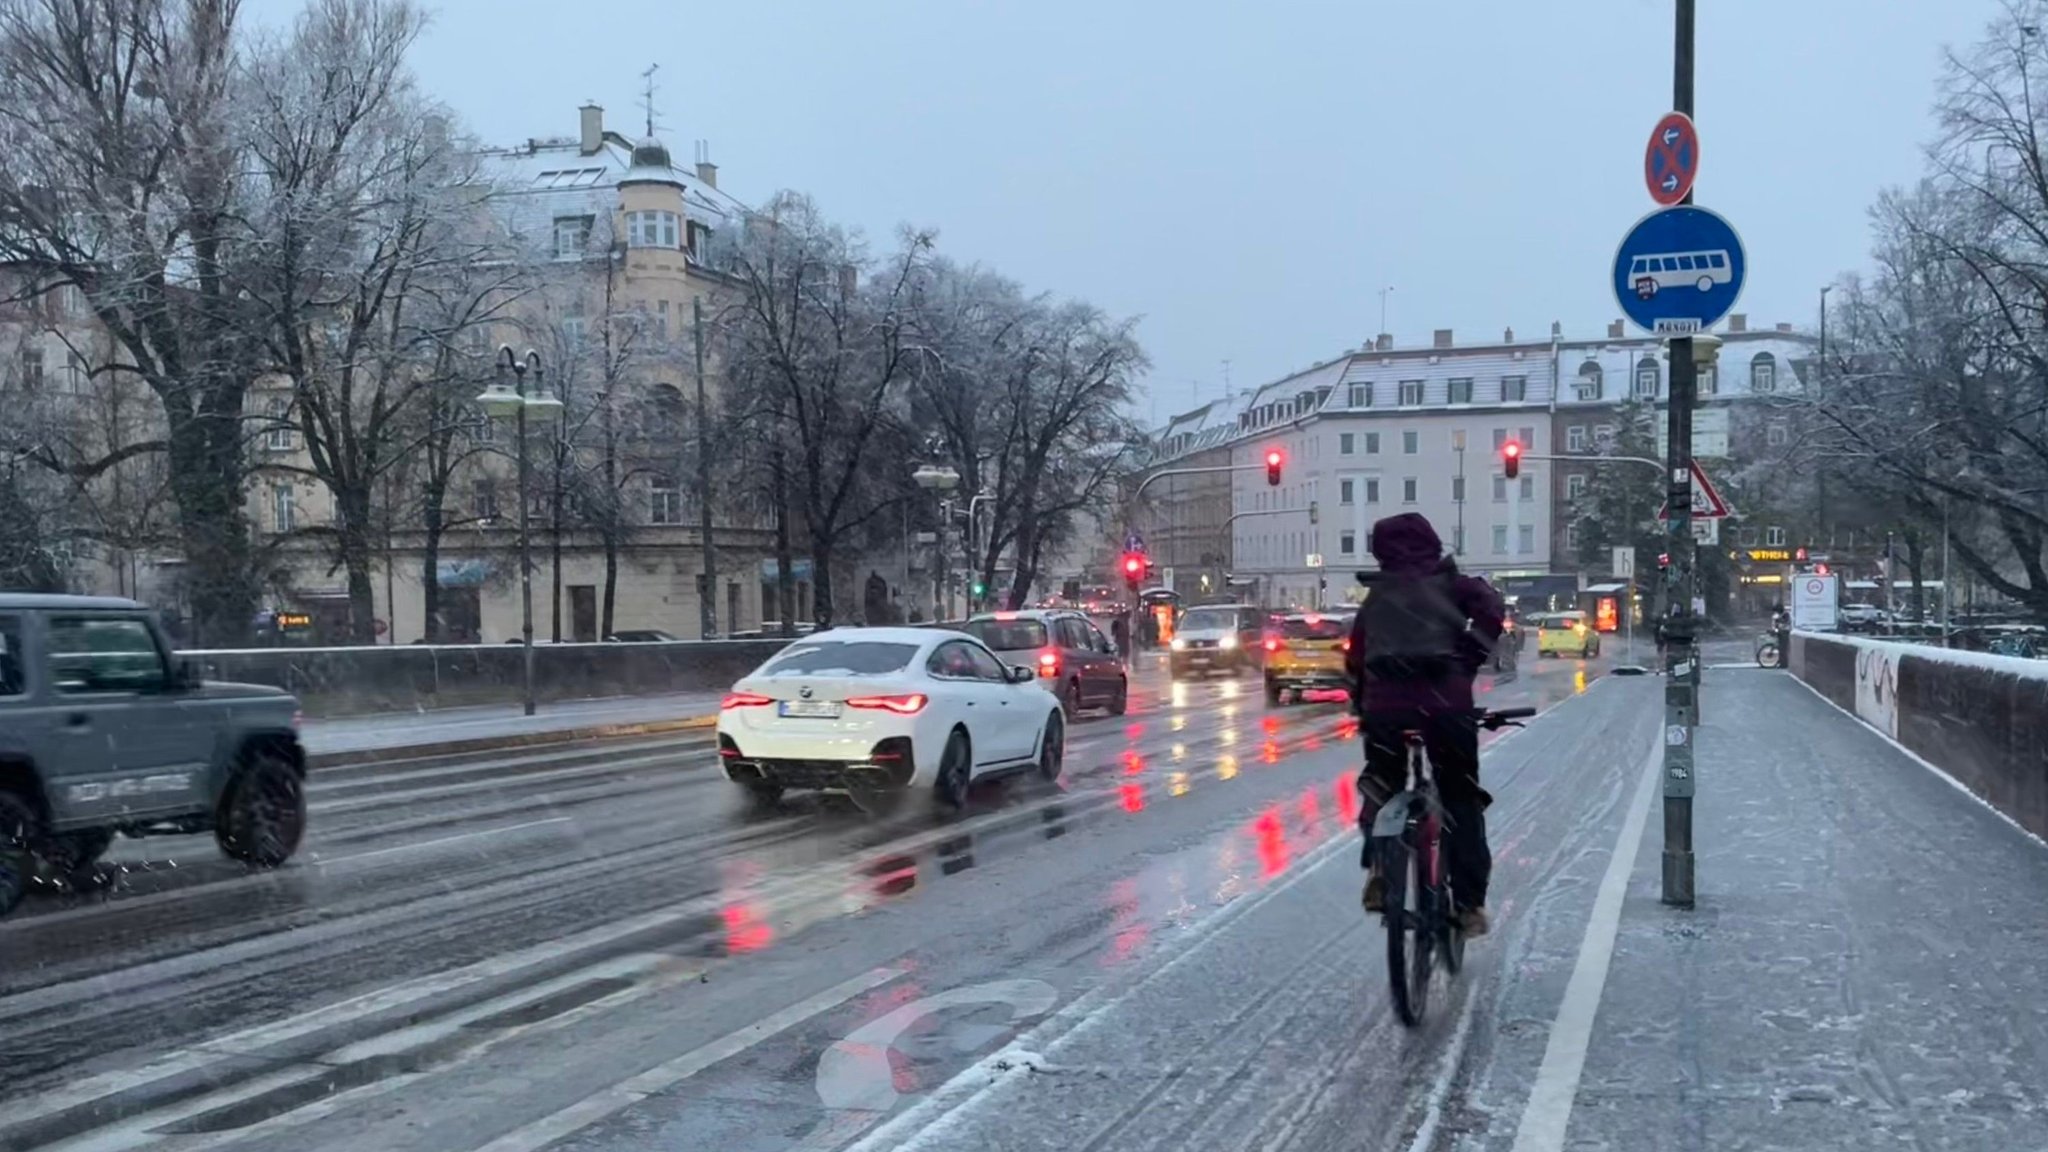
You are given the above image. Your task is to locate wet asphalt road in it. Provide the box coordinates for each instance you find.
[0,650,1630,1152]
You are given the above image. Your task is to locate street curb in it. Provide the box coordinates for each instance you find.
[307,714,718,770]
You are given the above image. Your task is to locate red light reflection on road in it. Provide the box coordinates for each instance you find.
[1124,722,1146,741]
[1335,773,1360,826]
[1260,739,1280,764]
[721,902,774,953]
[1298,786,1323,831]
[1261,715,1280,736]
[1303,734,1323,753]
[1254,807,1289,878]
[1121,750,1145,776]
[1105,877,1150,967]
[1335,717,1359,742]
[1120,782,1145,812]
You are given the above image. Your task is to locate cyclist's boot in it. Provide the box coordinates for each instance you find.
[1459,905,1490,937]
[1361,864,1386,913]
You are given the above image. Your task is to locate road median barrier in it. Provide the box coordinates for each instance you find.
[1789,630,2048,840]
[309,712,718,770]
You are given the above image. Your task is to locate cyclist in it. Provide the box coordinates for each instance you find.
[1343,512,1505,936]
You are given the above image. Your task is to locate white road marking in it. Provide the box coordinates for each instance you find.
[470,966,903,1152]
[1506,726,1662,1152]
[1403,983,1481,1152]
[317,817,571,865]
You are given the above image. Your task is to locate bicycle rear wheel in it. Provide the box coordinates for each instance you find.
[1383,831,1432,1027]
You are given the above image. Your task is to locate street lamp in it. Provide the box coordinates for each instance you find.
[478,345,562,716]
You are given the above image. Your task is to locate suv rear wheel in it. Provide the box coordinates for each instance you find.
[217,749,306,866]
[0,791,40,917]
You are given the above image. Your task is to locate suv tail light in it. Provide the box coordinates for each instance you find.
[721,691,773,710]
[1038,650,1059,678]
[846,693,929,714]
[1263,637,1280,653]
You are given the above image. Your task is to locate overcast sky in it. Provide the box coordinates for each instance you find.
[255,0,2006,423]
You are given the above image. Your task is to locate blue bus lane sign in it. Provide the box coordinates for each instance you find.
[1611,205,1747,335]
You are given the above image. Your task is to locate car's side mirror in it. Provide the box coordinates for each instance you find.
[1007,664,1037,684]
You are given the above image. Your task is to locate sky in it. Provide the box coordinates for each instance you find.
[252,0,2007,425]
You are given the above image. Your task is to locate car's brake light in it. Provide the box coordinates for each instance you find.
[721,692,773,710]
[1038,650,1060,677]
[1341,637,1352,652]
[1304,613,1321,625]
[1264,637,1280,652]
[994,611,1019,621]
[845,693,929,714]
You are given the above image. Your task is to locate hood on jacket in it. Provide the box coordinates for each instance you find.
[1369,512,1445,574]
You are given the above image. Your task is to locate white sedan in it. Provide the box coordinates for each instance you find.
[716,627,1067,812]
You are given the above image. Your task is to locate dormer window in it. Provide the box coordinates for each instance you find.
[627,210,680,249]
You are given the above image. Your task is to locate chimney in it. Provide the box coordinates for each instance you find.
[1432,328,1453,349]
[1374,333,1392,352]
[1775,322,1794,333]
[695,160,718,189]
[1503,326,1514,343]
[578,102,603,155]
[1607,320,1624,339]
[1727,313,1747,333]
[1550,320,1562,338]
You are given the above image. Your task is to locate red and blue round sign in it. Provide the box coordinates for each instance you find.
[1644,111,1699,206]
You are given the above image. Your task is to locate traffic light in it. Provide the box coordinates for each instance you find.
[1813,562,1830,577]
[1658,552,1671,570]
[970,579,986,599]
[1121,552,1146,588]
[1502,441,1523,480]
[1265,449,1283,486]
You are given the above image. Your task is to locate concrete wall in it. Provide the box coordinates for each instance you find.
[185,639,796,718]
[1790,631,2048,840]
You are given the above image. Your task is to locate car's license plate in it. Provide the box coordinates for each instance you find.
[779,699,842,718]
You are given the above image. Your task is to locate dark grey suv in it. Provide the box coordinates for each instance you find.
[0,595,307,915]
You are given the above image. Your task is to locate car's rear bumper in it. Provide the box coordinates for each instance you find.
[1267,665,1347,688]
[719,734,921,791]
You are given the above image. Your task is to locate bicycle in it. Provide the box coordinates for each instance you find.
[1369,705,1534,1027]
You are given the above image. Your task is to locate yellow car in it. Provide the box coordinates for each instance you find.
[1261,611,1354,705]
[1535,611,1601,659]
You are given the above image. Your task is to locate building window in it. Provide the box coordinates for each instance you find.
[562,317,587,346]
[1491,427,1507,450]
[650,475,682,524]
[1765,525,1787,546]
[627,209,681,249]
[687,221,714,261]
[270,484,295,533]
[63,351,85,393]
[1699,366,1717,395]
[553,215,593,259]
[16,346,43,390]
[1348,382,1371,408]
[1576,362,1604,400]
[1565,524,1581,550]
[470,409,496,443]
[1566,473,1588,499]
[1340,530,1357,555]
[1451,475,1466,502]
[1493,475,1508,502]
[1492,525,1508,553]
[473,481,499,521]
[1751,354,1777,393]
[1402,430,1418,454]
[1767,421,1789,447]
[1594,424,1616,449]
[1364,478,1381,503]
[1402,477,1418,503]
[1399,380,1424,406]
[1340,432,1355,455]
[1448,377,1473,404]
[1340,478,1355,504]
[1519,524,1534,554]
[265,396,295,451]
[1364,431,1381,454]
[1521,476,1535,500]
[1519,426,1536,449]
[1502,375,1528,402]
[1634,360,1660,398]
[1567,425,1588,452]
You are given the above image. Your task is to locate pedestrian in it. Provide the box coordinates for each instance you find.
[1111,614,1131,667]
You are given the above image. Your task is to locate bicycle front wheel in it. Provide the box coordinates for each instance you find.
[1383,833,1433,1027]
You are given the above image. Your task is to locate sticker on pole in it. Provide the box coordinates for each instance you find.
[1612,205,1746,335]
[1644,111,1699,206]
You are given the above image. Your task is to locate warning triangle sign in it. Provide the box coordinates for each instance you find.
[1656,459,1731,520]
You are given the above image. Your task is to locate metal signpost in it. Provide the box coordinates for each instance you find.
[1612,0,1747,909]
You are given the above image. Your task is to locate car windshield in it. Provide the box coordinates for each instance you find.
[963,619,1049,650]
[1279,615,1350,640]
[1179,608,1240,633]
[757,640,919,676]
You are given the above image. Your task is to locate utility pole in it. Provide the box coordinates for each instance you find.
[1661,0,1699,908]
[694,296,718,639]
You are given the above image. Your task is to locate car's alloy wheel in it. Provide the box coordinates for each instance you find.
[935,730,974,810]
[1108,678,1129,716]
[1038,713,1066,782]
[216,750,306,866]
[1061,678,1081,719]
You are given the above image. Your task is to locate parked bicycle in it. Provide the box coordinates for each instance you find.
[1369,705,1534,1027]
[1756,631,1783,668]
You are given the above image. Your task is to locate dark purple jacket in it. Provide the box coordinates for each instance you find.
[1344,512,1505,713]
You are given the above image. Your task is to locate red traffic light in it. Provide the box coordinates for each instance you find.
[1123,555,1143,576]
[1264,448,1283,487]
[1813,562,1830,576]
[1502,440,1523,480]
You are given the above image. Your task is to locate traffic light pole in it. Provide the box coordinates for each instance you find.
[1662,0,1699,909]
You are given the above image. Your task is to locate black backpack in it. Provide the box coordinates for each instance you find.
[1358,571,1469,678]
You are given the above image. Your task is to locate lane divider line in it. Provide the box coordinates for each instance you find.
[319,817,573,865]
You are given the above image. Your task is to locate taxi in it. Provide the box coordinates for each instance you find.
[1535,610,1601,659]
[1261,610,1354,705]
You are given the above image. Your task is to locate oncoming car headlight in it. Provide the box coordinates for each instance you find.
[1170,638,1188,650]
[1218,634,1239,649]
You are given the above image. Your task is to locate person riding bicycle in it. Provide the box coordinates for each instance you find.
[1343,512,1505,936]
